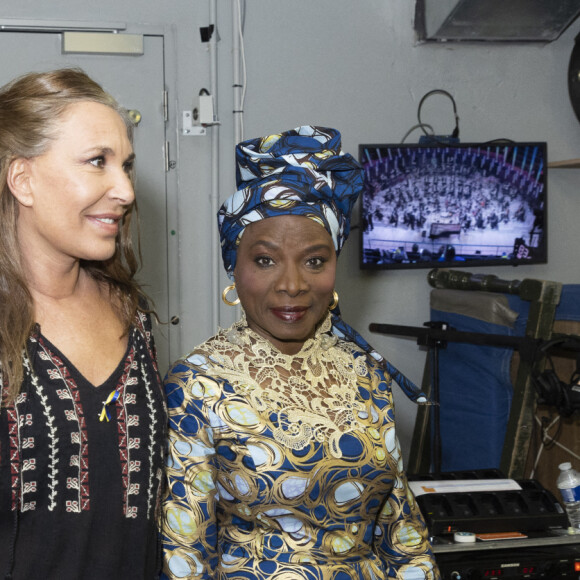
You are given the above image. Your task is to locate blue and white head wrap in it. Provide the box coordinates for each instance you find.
[218,125,363,278]
[217,125,430,405]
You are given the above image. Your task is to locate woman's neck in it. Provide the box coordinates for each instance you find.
[22,250,89,304]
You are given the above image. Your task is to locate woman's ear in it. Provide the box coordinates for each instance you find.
[7,158,34,207]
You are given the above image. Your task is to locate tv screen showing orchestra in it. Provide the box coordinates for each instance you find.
[359,141,547,270]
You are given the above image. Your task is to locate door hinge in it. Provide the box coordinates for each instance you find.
[165,141,176,172]
[163,90,168,123]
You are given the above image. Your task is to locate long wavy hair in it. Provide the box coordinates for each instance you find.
[0,68,147,404]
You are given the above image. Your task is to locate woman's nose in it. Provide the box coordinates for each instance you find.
[109,168,135,206]
[275,263,307,296]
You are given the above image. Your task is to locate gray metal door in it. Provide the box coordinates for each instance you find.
[0,29,171,373]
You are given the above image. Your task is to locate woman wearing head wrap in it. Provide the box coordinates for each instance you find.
[161,126,439,580]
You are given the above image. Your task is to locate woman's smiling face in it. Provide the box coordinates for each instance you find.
[234,214,337,355]
[12,100,135,267]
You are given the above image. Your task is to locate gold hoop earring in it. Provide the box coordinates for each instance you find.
[329,290,339,310]
[222,284,240,306]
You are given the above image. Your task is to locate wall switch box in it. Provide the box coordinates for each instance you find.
[199,94,214,125]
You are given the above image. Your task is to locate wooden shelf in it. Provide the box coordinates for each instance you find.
[548,159,580,168]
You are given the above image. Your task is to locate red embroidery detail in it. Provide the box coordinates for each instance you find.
[136,310,159,376]
[116,344,135,516]
[44,346,91,512]
[7,407,20,509]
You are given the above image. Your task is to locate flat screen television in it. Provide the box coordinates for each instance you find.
[359,141,547,270]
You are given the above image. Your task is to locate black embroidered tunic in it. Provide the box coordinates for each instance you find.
[0,310,167,580]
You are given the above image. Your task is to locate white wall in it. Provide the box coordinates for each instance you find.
[3,0,580,460]
[221,0,580,459]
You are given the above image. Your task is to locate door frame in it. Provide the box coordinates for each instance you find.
[0,18,182,369]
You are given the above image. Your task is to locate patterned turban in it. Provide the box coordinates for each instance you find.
[216,126,430,405]
[218,125,363,278]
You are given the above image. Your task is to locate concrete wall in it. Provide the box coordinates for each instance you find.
[3,0,580,460]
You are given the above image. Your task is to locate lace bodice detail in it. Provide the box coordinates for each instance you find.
[200,312,369,458]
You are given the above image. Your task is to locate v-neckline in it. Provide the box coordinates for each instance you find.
[34,327,134,390]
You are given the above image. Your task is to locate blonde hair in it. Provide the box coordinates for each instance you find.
[0,68,145,404]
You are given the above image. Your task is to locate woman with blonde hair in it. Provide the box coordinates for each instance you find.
[0,68,166,579]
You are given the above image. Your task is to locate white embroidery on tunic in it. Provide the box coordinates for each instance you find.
[143,360,158,518]
[24,352,58,510]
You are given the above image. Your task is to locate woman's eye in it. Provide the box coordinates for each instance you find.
[88,156,105,168]
[123,160,134,175]
[307,257,326,268]
[255,256,274,267]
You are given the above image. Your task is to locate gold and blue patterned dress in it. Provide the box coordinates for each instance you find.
[161,313,439,580]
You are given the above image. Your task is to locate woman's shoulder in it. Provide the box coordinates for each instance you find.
[164,332,230,411]
[165,330,226,378]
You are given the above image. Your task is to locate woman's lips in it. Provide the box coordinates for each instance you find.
[88,214,123,235]
[271,307,308,322]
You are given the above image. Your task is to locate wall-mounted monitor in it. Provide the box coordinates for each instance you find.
[359,141,547,271]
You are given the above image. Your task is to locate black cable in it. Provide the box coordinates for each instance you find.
[400,123,434,144]
[481,138,516,145]
[538,413,562,450]
[417,89,460,139]
[532,336,580,417]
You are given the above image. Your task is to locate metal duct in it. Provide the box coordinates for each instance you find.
[415,0,580,43]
